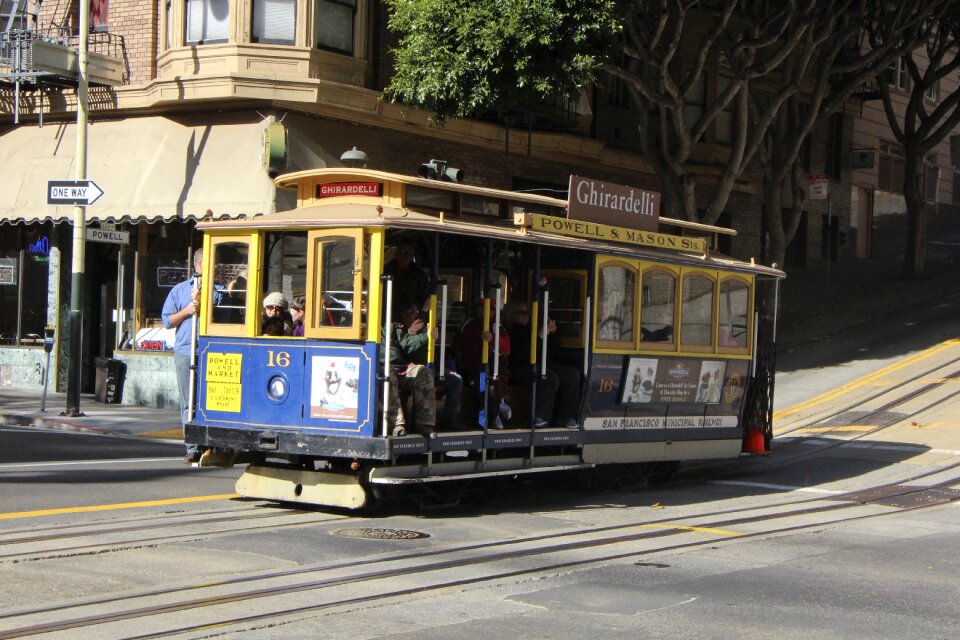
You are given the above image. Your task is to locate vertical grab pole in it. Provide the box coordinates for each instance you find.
[540,289,549,379]
[492,287,502,380]
[439,283,448,376]
[187,261,199,425]
[382,277,394,438]
[583,295,591,376]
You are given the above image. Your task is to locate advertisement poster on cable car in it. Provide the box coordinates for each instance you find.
[309,355,360,420]
[585,354,748,432]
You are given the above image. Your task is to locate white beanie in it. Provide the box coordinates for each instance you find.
[262,292,289,310]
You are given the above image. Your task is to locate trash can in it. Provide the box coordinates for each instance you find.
[94,357,126,404]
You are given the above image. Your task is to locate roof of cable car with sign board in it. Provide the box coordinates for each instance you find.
[197,168,783,278]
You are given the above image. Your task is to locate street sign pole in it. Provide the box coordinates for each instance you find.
[65,0,90,417]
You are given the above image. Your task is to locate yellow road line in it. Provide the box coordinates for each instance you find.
[774,339,960,422]
[640,523,743,537]
[0,494,240,520]
[792,425,872,434]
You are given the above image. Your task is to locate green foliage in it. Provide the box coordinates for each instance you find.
[385,0,620,120]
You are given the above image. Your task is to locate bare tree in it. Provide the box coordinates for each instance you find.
[754,1,944,269]
[874,6,960,277]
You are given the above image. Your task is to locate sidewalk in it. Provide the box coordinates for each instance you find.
[0,388,180,440]
[777,246,960,350]
[2,246,959,440]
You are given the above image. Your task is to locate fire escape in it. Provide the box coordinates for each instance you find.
[0,0,124,124]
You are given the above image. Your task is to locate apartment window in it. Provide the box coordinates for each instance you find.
[91,0,109,31]
[316,0,355,54]
[253,0,296,44]
[0,0,30,30]
[186,0,229,44]
[878,142,905,194]
[683,73,706,131]
[715,74,734,144]
[925,80,939,101]
[886,56,908,91]
[825,113,844,179]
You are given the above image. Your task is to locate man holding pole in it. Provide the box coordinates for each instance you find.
[162,248,215,463]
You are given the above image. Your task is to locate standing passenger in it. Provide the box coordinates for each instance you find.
[504,301,580,428]
[162,248,223,463]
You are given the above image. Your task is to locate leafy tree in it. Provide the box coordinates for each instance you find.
[386,0,948,269]
[385,0,620,120]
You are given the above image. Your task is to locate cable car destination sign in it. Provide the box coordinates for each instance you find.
[515,175,705,254]
[568,174,660,231]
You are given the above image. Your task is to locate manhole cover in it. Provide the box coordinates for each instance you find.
[335,528,430,540]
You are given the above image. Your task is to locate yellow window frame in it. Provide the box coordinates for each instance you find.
[305,228,365,341]
[594,257,639,351]
[678,268,717,354]
[201,233,258,338]
[716,274,754,356]
[638,263,680,353]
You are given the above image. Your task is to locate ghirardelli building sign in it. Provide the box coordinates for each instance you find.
[568,175,660,231]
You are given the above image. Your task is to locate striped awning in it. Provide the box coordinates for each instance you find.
[0,112,278,224]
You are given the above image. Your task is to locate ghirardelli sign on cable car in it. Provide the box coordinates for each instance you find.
[567,175,660,231]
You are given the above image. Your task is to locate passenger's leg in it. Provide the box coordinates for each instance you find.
[534,369,560,424]
[174,353,197,457]
[386,370,407,436]
[553,364,581,426]
[438,370,463,430]
[407,364,436,434]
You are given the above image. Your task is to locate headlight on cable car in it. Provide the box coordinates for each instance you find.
[267,375,288,402]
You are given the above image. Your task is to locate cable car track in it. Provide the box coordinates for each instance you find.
[0,508,351,564]
[2,459,958,639]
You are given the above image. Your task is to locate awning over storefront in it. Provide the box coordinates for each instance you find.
[0,112,278,224]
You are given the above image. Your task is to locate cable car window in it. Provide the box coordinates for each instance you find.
[542,270,586,349]
[210,239,250,329]
[597,262,636,347]
[719,277,750,349]
[640,268,676,346]
[306,229,365,339]
[681,273,715,348]
[461,195,503,218]
[261,232,307,335]
[405,185,456,212]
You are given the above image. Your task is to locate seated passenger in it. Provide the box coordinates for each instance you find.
[641,324,673,342]
[454,298,511,429]
[262,292,293,336]
[385,298,463,434]
[290,295,305,336]
[262,316,287,336]
[384,241,432,313]
[504,301,581,429]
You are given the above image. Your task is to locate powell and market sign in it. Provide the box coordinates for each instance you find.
[518,175,705,253]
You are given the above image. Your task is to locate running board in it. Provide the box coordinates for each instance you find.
[368,458,593,485]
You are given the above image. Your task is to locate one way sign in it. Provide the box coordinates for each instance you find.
[47,180,105,206]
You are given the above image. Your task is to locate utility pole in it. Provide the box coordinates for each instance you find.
[64,0,90,417]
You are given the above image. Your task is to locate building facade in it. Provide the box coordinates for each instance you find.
[2,2,955,407]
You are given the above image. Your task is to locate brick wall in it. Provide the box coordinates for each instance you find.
[34,0,158,85]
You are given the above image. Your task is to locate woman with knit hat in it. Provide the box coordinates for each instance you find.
[262,292,293,336]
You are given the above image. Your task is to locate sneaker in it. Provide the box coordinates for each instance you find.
[557,418,579,429]
[532,417,549,428]
[183,451,200,465]
[492,415,504,429]
[499,400,512,420]
[391,425,407,437]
